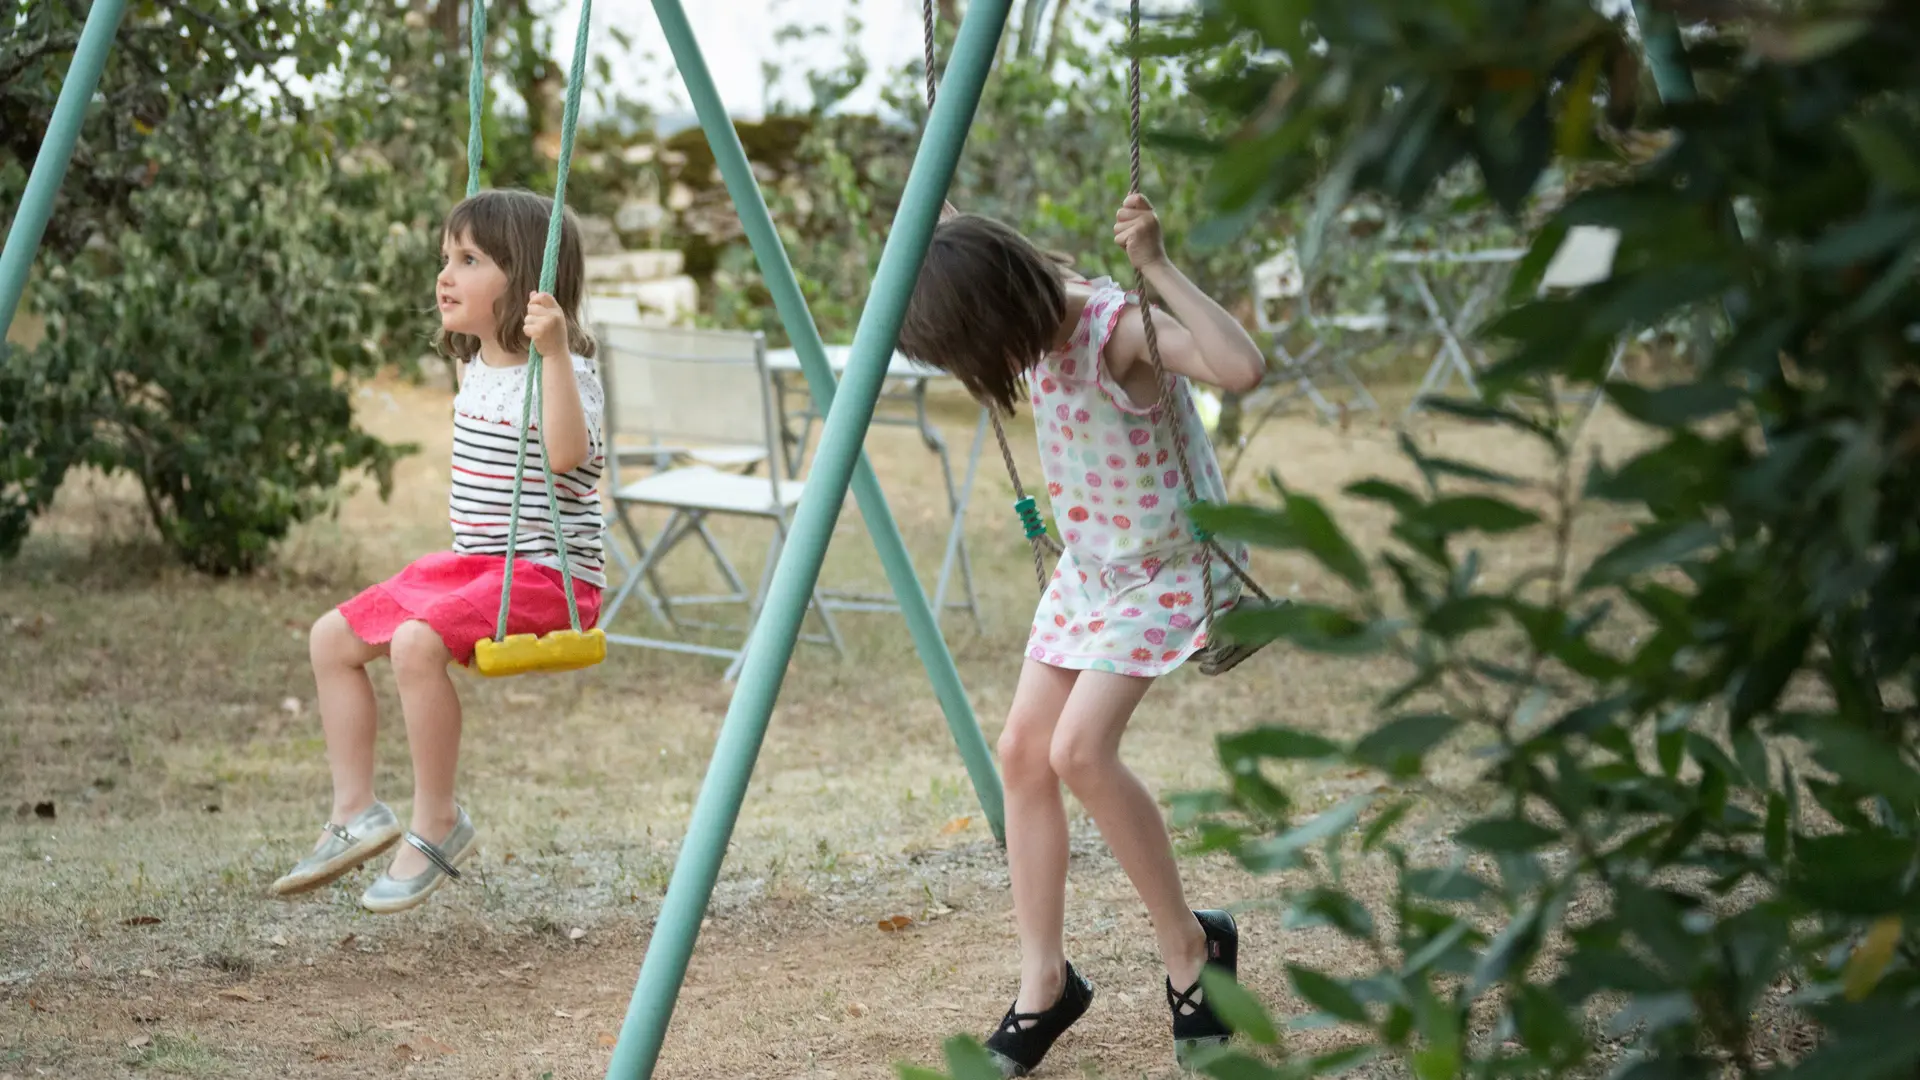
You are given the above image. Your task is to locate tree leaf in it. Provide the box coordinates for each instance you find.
[1362,798,1414,852]
[1290,886,1377,941]
[1803,207,1920,270]
[1283,491,1372,592]
[1844,117,1920,196]
[1219,726,1343,763]
[1286,965,1369,1025]
[941,1035,1006,1080]
[1403,920,1477,975]
[1238,796,1369,871]
[1455,818,1559,853]
[1214,602,1390,655]
[1188,503,1296,548]
[1346,478,1424,515]
[1470,902,1544,996]
[1408,495,1541,536]
[1405,866,1496,904]
[1577,520,1720,591]
[1415,396,1564,449]
[1788,717,1920,803]
[1603,381,1743,428]
[1419,456,1529,488]
[1353,714,1461,778]
[1201,968,1281,1044]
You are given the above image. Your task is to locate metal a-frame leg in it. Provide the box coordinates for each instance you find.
[1405,268,1492,414]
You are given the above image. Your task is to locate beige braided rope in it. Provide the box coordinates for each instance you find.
[1126,0,1270,640]
[924,0,1061,595]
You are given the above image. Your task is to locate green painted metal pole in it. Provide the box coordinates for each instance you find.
[605,1,1014,1075]
[649,0,1004,848]
[0,0,130,339]
[1631,0,1698,105]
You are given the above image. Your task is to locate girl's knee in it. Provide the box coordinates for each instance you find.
[310,609,366,668]
[997,711,1056,784]
[1047,727,1113,790]
[389,620,451,678]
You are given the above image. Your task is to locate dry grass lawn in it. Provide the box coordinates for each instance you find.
[2,368,1659,1079]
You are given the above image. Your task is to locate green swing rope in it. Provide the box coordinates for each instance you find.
[464,0,595,643]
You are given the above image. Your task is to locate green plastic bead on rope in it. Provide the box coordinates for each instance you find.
[467,0,607,678]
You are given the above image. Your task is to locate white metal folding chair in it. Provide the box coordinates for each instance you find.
[1540,225,1627,431]
[589,294,769,629]
[593,319,845,680]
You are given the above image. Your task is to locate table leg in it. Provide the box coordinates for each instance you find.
[935,406,988,626]
[1404,267,1485,415]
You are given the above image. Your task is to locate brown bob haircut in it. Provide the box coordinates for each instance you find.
[436,188,597,362]
[898,213,1074,415]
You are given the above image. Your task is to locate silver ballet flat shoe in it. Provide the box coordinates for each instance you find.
[359,807,477,915]
[268,801,403,897]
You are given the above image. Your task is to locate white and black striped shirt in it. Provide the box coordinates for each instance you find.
[450,355,607,588]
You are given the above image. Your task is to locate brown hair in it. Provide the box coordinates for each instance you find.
[898,213,1073,415]
[436,188,597,361]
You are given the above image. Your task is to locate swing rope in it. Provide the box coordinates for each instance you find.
[1123,0,1271,637]
[922,0,1061,596]
[466,0,595,651]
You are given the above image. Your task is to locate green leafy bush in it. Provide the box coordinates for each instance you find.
[3,0,450,570]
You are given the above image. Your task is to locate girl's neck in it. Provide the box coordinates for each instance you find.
[474,338,528,369]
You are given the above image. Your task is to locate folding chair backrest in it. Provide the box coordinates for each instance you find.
[1250,249,1305,335]
[593,320,784,491]
[1539,226,1619,294]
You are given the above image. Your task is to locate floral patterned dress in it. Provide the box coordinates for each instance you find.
[1025,278,1246,678]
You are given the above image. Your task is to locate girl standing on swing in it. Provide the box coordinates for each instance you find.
[898,187,1267,1072]
[267,189,606,914]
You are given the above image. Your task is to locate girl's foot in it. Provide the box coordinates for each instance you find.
[268,801,402,897]
[1168,909,1239,1068]
[385,804,463,880]
[360,806,477,915]
[983,962,1095,1078]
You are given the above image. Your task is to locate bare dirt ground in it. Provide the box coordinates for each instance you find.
[1,369,1656,1079]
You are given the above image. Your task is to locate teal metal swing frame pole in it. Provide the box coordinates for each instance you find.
[649,0,1003,849]
[605,1,1014,1075]
[0,0,131,338]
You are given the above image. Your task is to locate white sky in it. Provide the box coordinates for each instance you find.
[552,0,1636,121]
[551,0,946,119]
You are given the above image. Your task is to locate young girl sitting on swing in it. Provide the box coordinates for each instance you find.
[268,188,606,914]
[896,193,1267,1074]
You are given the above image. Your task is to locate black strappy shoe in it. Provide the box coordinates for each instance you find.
[1168,909,1240,1067]
[982,962,1095,1078]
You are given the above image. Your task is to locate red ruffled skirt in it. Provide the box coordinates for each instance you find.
[338,551,602,666]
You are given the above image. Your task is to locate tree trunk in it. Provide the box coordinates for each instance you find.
[1016,0,1048,57]
[426,0,528,51]
[1042,0,1073,69]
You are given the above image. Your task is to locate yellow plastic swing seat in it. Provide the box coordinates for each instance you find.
[472,628,607,677]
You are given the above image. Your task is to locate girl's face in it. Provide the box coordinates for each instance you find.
[436,230,509,342]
